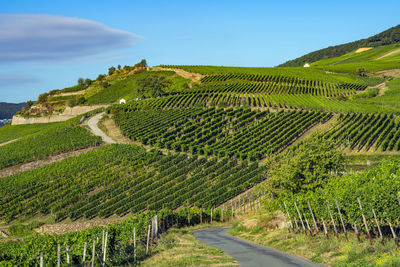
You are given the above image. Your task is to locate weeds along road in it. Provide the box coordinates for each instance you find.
[194,228,321,267]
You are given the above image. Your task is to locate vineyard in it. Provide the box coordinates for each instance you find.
[0,144,265,223]
[0,123,101,170]
[0,208,228,266]
[281,158,400,246]
[113,107,330,160]
[325,113,400,151]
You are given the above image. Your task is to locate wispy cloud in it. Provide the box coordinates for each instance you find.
[0,74,40,87]
[0,14,141,62]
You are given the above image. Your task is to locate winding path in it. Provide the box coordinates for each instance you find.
[87,113,116,144]
[194,228,320,267]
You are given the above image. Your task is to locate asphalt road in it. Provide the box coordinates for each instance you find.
[194,228,321,267]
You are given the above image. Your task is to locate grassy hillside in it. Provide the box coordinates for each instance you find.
[279,24,400,67]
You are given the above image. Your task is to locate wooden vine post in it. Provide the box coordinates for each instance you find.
[307,201,319,233]
[146,225,151,255]
[321,217,329,239]
[294,202,307,234]
[386,212,399,247]
[372,208,384,244]
[283,201,294,232]
[91,240,96,267]
[335,199,347,240]
[134,227,137,262]
[357,197,372,245]
[303,213,313,236]
[353,221,361,243]
[326,202,339,239]
[82,242,87,267]
[102,232,108,267]
[40,252,43,267]
[57,244,61,267]
[66,245,70,267]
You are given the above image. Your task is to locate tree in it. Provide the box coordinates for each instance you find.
[77,78,84,85]
[84,78,92,86]
[134,59,148,68]
[357,67,367,77]
[108,66,116,75]
[37,93,49,103]
[265,135,344,197]
[26,100,34,108]
[136,74,171,98]
[96,74,106,81]
[117,65,121,70]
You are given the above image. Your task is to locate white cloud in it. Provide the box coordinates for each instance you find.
[0,14,141,61]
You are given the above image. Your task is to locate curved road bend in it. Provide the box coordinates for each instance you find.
[87,113,116,144]
[194,228,321,267]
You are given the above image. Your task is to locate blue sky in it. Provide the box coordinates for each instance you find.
[1,0,399,102]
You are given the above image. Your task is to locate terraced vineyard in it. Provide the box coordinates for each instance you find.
[0,144,265,223]
[114,107,330,160]
[0,125,101,169]
[325,113,400,151]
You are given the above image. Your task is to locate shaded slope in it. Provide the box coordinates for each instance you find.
[279,24,400,67]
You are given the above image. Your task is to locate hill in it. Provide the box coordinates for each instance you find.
[0,102,26,119]
[279,24,400,67]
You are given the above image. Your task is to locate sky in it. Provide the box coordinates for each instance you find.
[1,0,399,102]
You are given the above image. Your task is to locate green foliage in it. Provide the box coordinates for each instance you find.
[279,25,400,67]
[0,102,26,119]
[0,144,260,222]
[136,74,171,98]
[266,135,344,196]
[77,77,84,85]
[0,122,63,143]
[114,107,330,160]
[0,208,226,266]
[108,66,116,75]
[134,59,148,68]
[0,125,101,169]
[37,93,49,103]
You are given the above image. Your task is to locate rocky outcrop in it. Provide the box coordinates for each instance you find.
[11,105,109,125]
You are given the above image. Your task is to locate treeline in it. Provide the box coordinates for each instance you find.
[279,24,400,67]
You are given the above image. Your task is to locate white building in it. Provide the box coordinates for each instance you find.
[303,63,310,67]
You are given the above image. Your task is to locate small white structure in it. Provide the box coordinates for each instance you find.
[303,63,310,68]
[119,98,126,104]
[135,97,142,101]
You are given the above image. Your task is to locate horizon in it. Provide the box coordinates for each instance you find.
[1,0,399,102]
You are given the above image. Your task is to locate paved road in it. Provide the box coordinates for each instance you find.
[87,113,116,144]
[194,228,321,267]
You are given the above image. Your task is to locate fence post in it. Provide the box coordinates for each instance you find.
[57,244,61,267]
[294,202,306,234]
[335,199,347,240]
[353,221,361,243]
[146,224,151,255]
[283,201,294,232]
[82,242,87,267]
[91,240,96,267]
[40,252,43,267]
[303,213,313,236]
[372,208,384,244]
[357,197,372,245]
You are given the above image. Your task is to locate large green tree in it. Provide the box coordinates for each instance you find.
[136,74,171,98]
[266,135,344,197]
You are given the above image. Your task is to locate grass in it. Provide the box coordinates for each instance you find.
[142,223,237,267]
[86,70,190,104]
[228,210,400,266]
[0,121,68,144]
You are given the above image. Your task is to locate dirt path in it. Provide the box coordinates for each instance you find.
[53,90,86,97]
[152,67,204,84]
[0,138,19,147]
[0,146,101,178]
[375,48,400,60]
[98,116,132,144]
[194,228,320,267]
[87,113,116,144]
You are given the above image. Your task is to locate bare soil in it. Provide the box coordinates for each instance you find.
[374,48,400,60]
[0,146,102,178]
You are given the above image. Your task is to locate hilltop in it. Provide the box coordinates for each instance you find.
[0,102,26,120]
[279,24,400,67]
